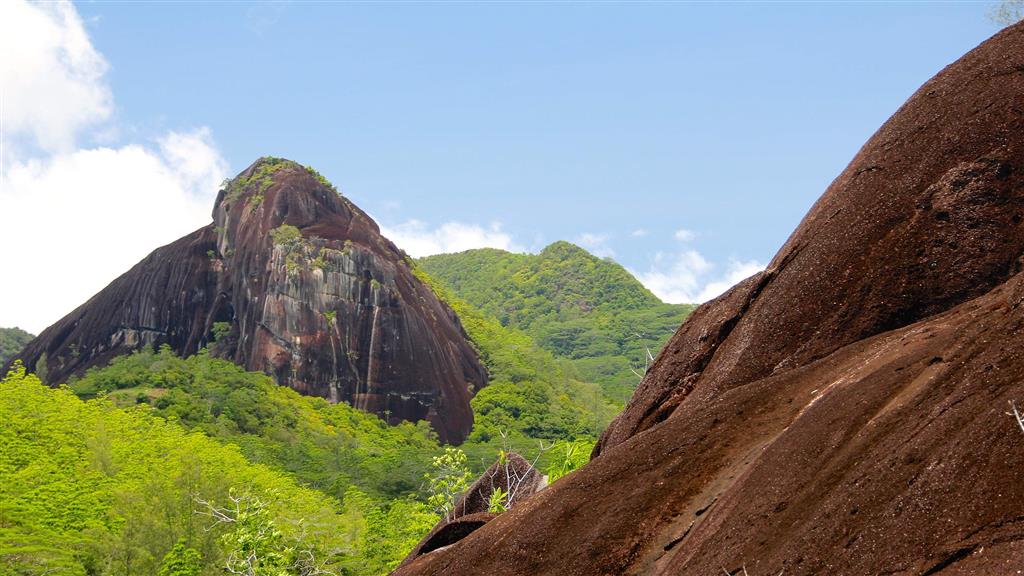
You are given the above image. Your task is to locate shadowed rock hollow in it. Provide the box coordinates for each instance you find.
[394,22,1024,575]
[12,158,487,443]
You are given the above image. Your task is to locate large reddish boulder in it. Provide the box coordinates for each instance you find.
[11,158,487,443]
[394,22,1024,575]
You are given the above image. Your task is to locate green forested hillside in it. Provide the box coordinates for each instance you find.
[1,256,628,574]
[0,327,33,366]
[411,265,616,469]
[1,265,610,574]
[67,347,441,503]
[418,242,694,404]
[0,363,435,576]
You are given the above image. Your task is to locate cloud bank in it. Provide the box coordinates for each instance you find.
[632,254,764,303]
[1,1,112,155]
[0,0,228,334]
[629,228,765,304]
[380,220,522,258]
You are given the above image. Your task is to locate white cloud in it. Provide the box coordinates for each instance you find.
[631,250,711,304]
[0,1,228,334]
[673,228,695,242]
[380,220,522,258]
[632,251,764,304]
[631,228,648,237]
[695,259,765,302]
[0,0,112,155]
[1,133,226,334]
[156,128,228,197]
[575,232,615,258]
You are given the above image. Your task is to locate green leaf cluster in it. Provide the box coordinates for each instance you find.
[339,488,437,574]
[247,193,264,211]
[487,487,508,513]
[223,157,292,201]
[158,540,202,576]
[304,165,339,195]
[423,447,473,520]
[544,439,594,484]
[270,224,303,248]
[270,225,306,274]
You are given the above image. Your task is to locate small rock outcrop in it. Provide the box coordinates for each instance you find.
[450,452,546,520]
[11,158,487,443]
[400,452,545,566]
[394,22,1024,576]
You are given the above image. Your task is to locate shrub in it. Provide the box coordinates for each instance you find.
[270,224,302,247]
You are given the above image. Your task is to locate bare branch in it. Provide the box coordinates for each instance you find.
[494,431,553,509]
[1008,400,1024,433]
[630,347,656,381]
[720,565,778,576]
[193,494,238,527]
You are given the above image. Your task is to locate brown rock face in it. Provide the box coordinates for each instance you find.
[393,23,1024,575]
[12,158,487,443]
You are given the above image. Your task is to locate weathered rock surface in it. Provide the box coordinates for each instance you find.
[12,158,487,443]
[393,23,1024,575]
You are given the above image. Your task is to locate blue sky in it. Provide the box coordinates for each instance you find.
[0,1,1003,332]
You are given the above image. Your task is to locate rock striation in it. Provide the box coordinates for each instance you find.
[12,158,487,443]
[394,22,1024,575]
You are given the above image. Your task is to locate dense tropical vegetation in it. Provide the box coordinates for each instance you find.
[67,347,441,504]
[1,362,427,576]
[419,242,693,404]
[0,241,684,574]
[0,327,33,366]
[412,264,615,469]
